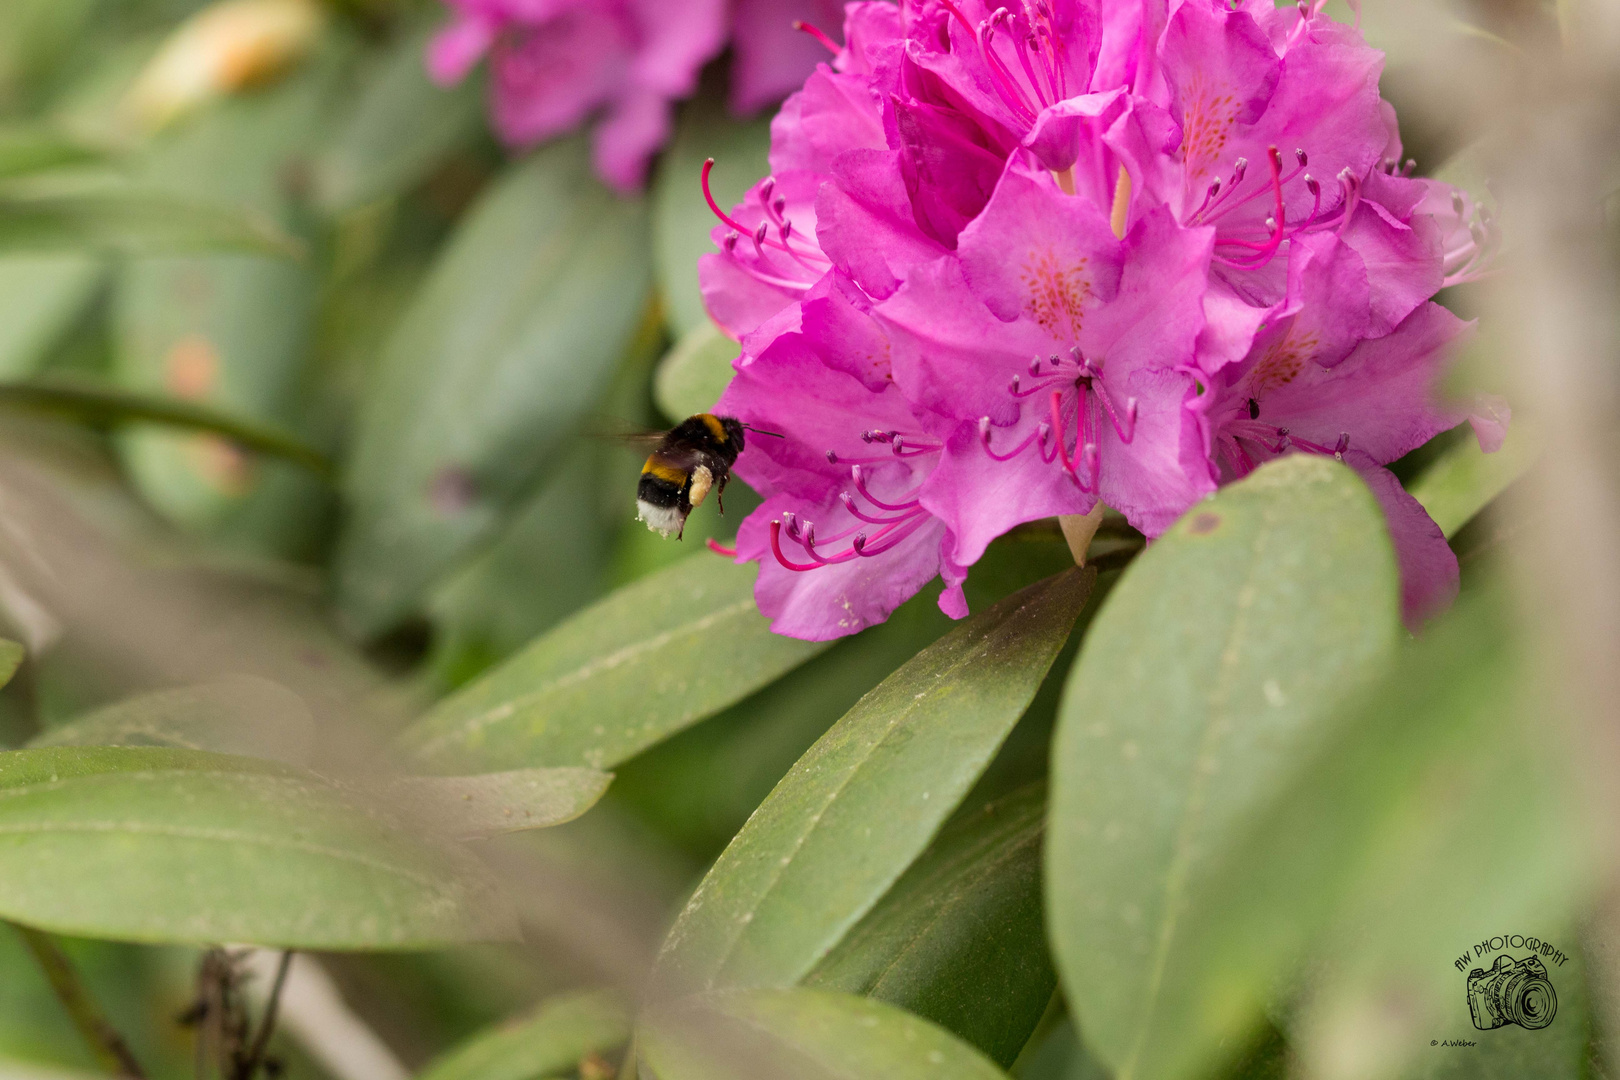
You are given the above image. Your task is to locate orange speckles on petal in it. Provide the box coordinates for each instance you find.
[1249,329,1320,395]
[1179,76,1242,181]
[1020,249,1092,340]
[164,335,221,400]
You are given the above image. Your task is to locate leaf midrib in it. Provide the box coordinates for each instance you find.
[419,596,759,757]
[1121,509,1274,1079]
[0,820,451,890]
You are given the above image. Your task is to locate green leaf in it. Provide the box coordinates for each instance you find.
[1164,585,1592,1080]
[638,988,1010,1080]
[0,179,299,256]
[651,92,771,336]
[807,782,1054,1067]
[0,128,101,181]
[312,27,485,214]
[0,375,330,475]
[0,642,20,692]
[401,551,827,771]
[1046,456,1402,1080]
[335,139,652,636]
[1409,424,1535,537]
[650,569,1093,997]
[0,255,103,379]
[0,746,516,948]
[28,675,315,764]
[386,768,613,840]
[653,320,737,422]
[417,990,631,1080]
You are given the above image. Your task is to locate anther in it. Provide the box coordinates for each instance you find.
[773,197,787,216]
[760,177,776,202]
[1029,356,1043,376]
[1233,158,1248,182]
[892,435,906,453]
[1208,178,1222,199]
[826,450,839,464]
[1305,175,1320,196]
[1452,192,1466,216]
[1009,374,1022,394]
[753,222,769,246]
[1049,354,1061,367]
[779,221,794,241]
[1334,433,1350,460]
[1402,159,1416,177]
[1265,216,1276,232]
[1295,149,1308,167]
[724,230,740,252]
[979,416,993,440]
[853,533,868,553]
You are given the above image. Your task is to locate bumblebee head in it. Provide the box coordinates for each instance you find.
[720,416,746,450]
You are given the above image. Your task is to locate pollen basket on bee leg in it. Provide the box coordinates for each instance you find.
[688,465,715,508]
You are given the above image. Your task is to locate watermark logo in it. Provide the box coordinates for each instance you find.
[1453,935,1565,1032]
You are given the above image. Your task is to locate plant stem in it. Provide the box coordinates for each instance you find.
[236,951,293,1080]
[12,923,147,1078]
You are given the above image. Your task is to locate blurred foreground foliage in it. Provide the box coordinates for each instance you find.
[0,3,1603,1080]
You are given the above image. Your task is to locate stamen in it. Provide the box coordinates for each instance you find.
[706,538,737,557]
[792,20,841,55]
[851,465,923,511]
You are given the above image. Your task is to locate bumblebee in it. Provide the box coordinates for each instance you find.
[637,414,775,539]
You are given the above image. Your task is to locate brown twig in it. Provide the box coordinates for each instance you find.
[12,923,147,1078]
[235,951,293,1080]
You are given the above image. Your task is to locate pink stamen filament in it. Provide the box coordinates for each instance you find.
[702,159,828,266]
[793,20,840,54]
[852,465,924,512]
[706,538,737,557]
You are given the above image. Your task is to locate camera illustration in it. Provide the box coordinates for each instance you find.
[1467,954,1558,1031]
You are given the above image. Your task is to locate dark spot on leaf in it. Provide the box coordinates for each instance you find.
[1189,512,1222,535]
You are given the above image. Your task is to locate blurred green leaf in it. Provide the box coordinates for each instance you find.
[0,746,516,948]
[807,782,1053,1067]
[0,642,20,692]
[653,320,737,422]
[1047,456,1401,1080]
[312,26,485,215]
[0,181,299,256]
[0,129,100,181]
[0,255,103,379]
[29,675,315,764]
[424,444,616,691]
[639,987,1011,1080]
[401,551,827,771]
[336,138,652,636]
[387,768,613,840]
[1409,424,1535,537]
[0,374,330,474]
[112,49,340,554]
[1171,586,1591,1080]
[112,254,324,537]
[416,989,630,1080]
[649,569,1093,998]
[652,91,771,336]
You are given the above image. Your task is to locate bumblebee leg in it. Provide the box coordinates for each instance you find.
[717,475,729,515]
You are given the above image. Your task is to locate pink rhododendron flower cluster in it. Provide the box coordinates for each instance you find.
[701,0,1504,640]
[427,0,847,190]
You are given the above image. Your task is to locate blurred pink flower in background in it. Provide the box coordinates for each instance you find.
[427,0,860,190]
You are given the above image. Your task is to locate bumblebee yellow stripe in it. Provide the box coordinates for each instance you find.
[699,413,728,442]
[641,459,689,485]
